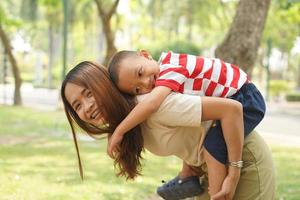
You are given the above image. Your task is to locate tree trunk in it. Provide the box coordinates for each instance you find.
[297,61,300,89]
[215,0,271,76]
[256,48,266,85]
[0,24,22,105]
[62,0,69,79]
[186,0,193,42]
[48,21,54,88]
[102,16,117,65]
[94,0,119,66]
[150,0,157,41]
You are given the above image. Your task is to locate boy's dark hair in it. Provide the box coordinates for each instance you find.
[108,50,138,85]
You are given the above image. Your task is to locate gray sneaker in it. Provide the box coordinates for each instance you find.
[156,176,204,200]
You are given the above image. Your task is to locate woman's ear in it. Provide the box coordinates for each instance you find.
[139,50,153,60]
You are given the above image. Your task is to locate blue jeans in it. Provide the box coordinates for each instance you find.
[204,83,266,164]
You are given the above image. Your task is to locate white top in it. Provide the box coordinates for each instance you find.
[139,93,211,166]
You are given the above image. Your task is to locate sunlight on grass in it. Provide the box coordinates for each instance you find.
[0,106,69,137]
[0,138,180,200]
[272,146,300,200]
[0,106,299,199]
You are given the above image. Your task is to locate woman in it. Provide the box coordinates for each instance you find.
[61,61,275,200]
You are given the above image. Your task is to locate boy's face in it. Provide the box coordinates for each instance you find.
[117,53,160,95]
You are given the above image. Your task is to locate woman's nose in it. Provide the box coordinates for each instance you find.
[83,99,93,115]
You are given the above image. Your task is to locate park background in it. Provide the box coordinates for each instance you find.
[0,0,300,199]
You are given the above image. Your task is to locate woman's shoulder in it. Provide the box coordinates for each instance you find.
[138,92,201,109]
[139,92,202,127]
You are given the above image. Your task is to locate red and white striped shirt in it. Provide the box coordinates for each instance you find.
[156,51,249,97]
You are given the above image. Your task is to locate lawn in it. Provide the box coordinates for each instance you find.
[0,106,299,200]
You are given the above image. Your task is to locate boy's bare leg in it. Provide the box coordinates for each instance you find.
[178,161,199,179]
[204,148,226,200]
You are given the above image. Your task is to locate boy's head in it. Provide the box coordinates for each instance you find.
[108,50,160,95]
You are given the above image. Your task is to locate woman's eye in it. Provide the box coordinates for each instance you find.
[87,91,92,97]
[75,104,81,111]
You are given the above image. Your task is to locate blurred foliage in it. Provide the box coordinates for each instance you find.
[0,2,22,27]
[269,79,290,96]
[0,0,299,88]
[263,0,300,52]
[20,0,38,22]
[145,40,202,60]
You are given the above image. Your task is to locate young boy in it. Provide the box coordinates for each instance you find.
[107,50,265,199]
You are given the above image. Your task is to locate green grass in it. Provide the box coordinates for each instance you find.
[0,106,69,137]
[0,138,181,200]
[0,105,299,199]
[272,146,300,200]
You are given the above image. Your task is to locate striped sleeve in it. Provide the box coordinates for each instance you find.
[156,66,189,92]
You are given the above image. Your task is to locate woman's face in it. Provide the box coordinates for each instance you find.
[65,82,104,126]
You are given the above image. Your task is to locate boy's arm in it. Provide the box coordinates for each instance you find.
[114,86,172,137]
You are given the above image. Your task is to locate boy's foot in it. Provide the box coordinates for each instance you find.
[156,176,203,200]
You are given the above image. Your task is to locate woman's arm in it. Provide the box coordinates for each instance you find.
[201,97,244,166]
[201,97,243,199]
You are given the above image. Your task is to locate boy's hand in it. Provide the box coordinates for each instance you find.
[107,132,123,158]
[211,169,240,200]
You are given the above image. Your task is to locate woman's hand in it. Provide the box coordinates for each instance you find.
[107,131,124,158]
[211,168,240,200]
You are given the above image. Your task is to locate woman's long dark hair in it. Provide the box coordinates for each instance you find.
[61,61,144,180]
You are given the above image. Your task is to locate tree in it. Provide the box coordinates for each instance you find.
[215,0,271,75]
[129,0,236,51]
[20,0,37,22]
[0,25,22,105]
[263,1,300,88]
[0,4,22,105]
[40,0,62,88]
[94,0,119,65]
[62,0,69,79]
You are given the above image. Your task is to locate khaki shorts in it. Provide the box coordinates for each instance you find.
[195,131,276,200]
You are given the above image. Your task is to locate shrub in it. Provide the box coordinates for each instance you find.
[146,40,201,60]
[269,80,290,97]
[286,92,300,102]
